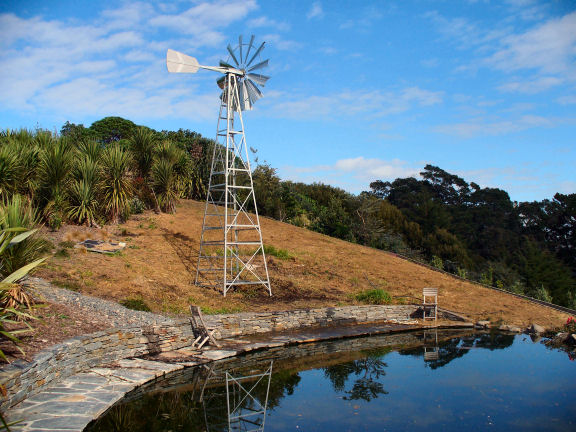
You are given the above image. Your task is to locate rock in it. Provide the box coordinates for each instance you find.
[529,334,541,343]
[570,334,576,345]
[508,326,522,333]
[476,320,490,329]
[499,324,510,331]
[529,323,545,334]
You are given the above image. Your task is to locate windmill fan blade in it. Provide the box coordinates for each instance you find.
[246,41,265,67]
[247,59,268,72]
[240,80,252,111]
[245,79,263,104]
[244,35,255,63]
[238,35,243,64]
[227,44,240,66]
[166,49,199,73]
[246,73,269,86]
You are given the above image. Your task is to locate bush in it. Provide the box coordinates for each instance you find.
[120,298,151,312]
[263,244,292,260]
[430,255,443,270]
[355,288,392,305]
[129,197,145,214]
[565,317,576,333]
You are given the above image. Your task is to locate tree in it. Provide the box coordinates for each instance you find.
[89,117,138,144]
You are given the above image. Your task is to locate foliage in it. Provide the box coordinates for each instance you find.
[129,127,157,179]
[101,143,132,223]
[0,195,47,278]
[120,298,151,312]
[430,255,443,270]
[262,244,292,260]
[355,289,392,305]
[89,116,138,144]
[1,220,45,363]
[564,317,576,333]
[151,158,178,213]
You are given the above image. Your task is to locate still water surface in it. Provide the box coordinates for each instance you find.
[87,331,576,431]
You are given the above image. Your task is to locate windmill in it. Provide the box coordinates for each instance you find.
[166,36,271,297]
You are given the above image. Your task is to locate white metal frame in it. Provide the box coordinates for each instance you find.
[195,72,271,296]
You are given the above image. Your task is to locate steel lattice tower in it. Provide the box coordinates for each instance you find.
[195,73,271,296]
[166,36,272,297]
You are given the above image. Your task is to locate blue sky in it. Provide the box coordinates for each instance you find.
[1,0,575,202]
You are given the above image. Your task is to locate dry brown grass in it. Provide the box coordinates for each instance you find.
[37,199,570,328]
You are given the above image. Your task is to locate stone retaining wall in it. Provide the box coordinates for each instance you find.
[204,305,420,338]
[1,304,420,411]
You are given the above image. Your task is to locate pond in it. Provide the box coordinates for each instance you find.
[86,330,576,431]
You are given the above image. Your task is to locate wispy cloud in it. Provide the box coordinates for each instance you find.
[263,87,443,120]
[434,114,562,138]
[247,16,290,31]
[281,157,420,193]
[306,2,324,20]
[498,76,563,93]
[487,11,576,76]
[0,1,255,125]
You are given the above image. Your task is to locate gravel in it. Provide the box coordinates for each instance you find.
[22,277,176,328]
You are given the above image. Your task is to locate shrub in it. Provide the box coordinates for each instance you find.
[101,143,132,223]
[430,255,443,270]
[263,244,292,260]
[565,317,576,333]
[151,158,178,213]
[120,298,151,312]
[129,197,145,214]
[355,288,392,305]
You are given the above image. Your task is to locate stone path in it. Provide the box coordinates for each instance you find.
[5,321,435,431]
[6,354,231,431]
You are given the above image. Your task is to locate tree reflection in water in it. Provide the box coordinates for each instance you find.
[323,348,390,401]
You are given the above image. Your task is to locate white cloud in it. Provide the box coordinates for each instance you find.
[306,2,324,20]
[333,157,420,179]
[434,114,558,138]
[149,0,257,46]
[247,16,290,31]
[557,94,576,105]
[488,11,576,75]
[0,1,256,124]
[498,76,563,93]
[263,87,443,120]
[281,157,420,193]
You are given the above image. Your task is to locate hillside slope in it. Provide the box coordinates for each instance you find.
[38,200,571,328]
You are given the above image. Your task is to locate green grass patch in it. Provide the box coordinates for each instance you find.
[201,306,243,315]
[120,298,152,312]
[355,288,392,305]
[54,248,70,258]
[59,240,76,249]
[53,279,82,292]
[262,244,292,260]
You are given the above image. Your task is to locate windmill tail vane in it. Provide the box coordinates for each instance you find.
[166,36,272,297]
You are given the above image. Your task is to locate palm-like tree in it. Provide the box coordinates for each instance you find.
[151,158,178,213]
[129,127,157,179]
[101,143,132,223]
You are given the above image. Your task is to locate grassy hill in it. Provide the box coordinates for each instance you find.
[38,200,571,328]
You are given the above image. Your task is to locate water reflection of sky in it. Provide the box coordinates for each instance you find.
[264,335,575,432]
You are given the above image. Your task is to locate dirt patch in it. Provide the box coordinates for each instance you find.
[1,302,112,363]
[34,200,570,329]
